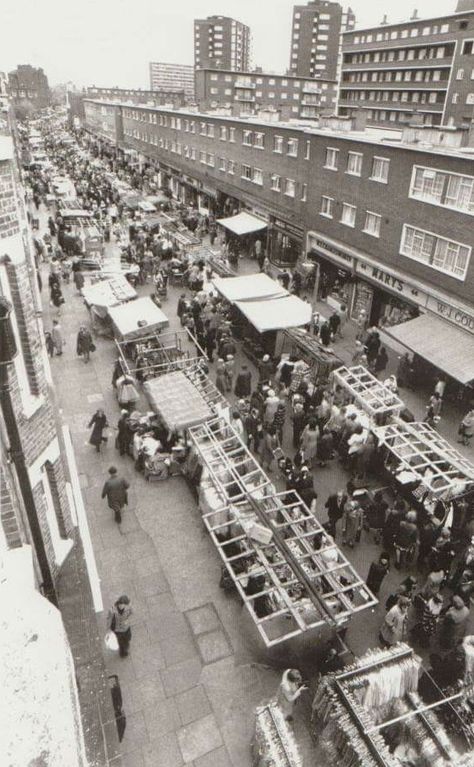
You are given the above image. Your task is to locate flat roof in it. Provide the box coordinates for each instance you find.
[83,97,474,162]
[343,8,474,35]
[196,67,337,84]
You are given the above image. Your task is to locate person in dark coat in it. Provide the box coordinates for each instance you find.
[328,312,340,337]
[366,553,390,596]
[374,346,389,377]
[107,595,133,657]
[116,410,131,456]
[204,321,216,362]
[77,325,94,363]
[365,330,381,367]
[101,466,130,524]
[177,293,187,320]
[258,354,274,383]
[245,407,263,452]
[112,359,123,388]
[320,322,331,347]
[88,409,109,452]
[324,490,347,538]
[50,281,64,314]
[234,364,252,397]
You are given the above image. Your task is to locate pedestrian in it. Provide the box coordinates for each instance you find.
[366,490,388,545]
[51,319,64,356]
[258,353,274,383]
[291,401,306,450]
[374,346,388,377]
[116,374,139,412]
[366,553,390,596]
[204,321,216,362]
[319,321,331,347]
[88,409,109,453]
[234,364,252,397]
[224,354,235,392]
[245,407,263,452]
[76,325,94,363]
[45,331,54,357]
[177,293,187,320]
[356,310,368,340]
[264,389,280,426]
[101,466,130,524]
[260,425,279,472]
[352,340,365,365]
[300,418,319,468]
[276,669,307,722]
[328,311,340,338]
[324,490,347,539]
[230,410,245,440]
[73,266,85,293]
[380,596,410,647]
[413,594,443,648]
[116,410,130,456]
[438,595,470,650]
[294,465,317,511]
[458,409,474,446]
[429,391,443,417]
[396,352,413,389]
[273,402,286,443]
[394,510,419,569]
[342,499,363,548]
[107,595,133,657]
[50,281,64,315]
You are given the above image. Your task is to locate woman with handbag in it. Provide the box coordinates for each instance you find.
[107,595,133,657]
[76,325,95,363]
[88,409,109,453]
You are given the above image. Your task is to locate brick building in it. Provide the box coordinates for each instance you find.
[289,1,355,81]
[87,85,186,107]
[195,68,337,120]
[149,62,195,100]
[8,64,51,110]
[339,1,474,128]
[194,16,251,72]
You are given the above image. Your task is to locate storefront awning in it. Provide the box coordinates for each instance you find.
[385,314,474,384]
[213,273,287,302]
[235,295,312,333]
[216,211,267,236]
[108,296,168,340]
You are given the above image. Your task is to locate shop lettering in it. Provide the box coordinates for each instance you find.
[435,301,474,331]
[314,240,352,263]
[371,267,404,292]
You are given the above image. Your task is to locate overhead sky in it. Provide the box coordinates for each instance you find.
[1,0,462,87]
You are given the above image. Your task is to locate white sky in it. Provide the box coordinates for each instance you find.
[1,0,460,88]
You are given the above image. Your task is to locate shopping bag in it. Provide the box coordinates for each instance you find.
[105,630,119,651]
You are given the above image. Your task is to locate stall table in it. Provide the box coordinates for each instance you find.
[143,370,214,431]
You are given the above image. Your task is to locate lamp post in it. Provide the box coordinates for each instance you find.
[0,296,58,606]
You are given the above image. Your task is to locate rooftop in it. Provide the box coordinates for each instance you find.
[343,6,474,34]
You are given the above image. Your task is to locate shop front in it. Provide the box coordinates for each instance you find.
[267,217,304,268]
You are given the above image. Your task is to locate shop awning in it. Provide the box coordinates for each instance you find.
[235,294,312,333]
[144,370,213,430]
[216,211,267,236]
[108,296,168,340]
[213,273,287,302]
[384,314,474,384]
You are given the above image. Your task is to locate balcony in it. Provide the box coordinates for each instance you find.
[234,80,256,89]
[302,83,322,94]
[235,93,256,102]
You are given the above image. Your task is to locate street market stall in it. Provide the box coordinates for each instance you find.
[275,328,344,386]
[331,366,405,425]
[372,420,474,509]
[213,273,287,303]
[108,296,168,342]
[252,702,302,767]
[311,643,474,767]
[187,416,377,648]
[143,370,215,431]
[234,294,313,360]
[115,328,207,381]
[82,275,137,336]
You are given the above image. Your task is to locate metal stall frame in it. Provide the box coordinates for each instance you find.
[188,417,377,647]
[332,365,404,419]
[373,420,474,502]
[115,328,207,379]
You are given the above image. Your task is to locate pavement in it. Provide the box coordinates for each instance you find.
[37,207,474,767]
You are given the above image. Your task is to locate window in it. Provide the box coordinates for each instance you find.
[324,147,339,170]
[287,138,298,156]
[370,156,390,183]
[229,127,235,142]
[363,211,381,237]
[284,178,296,197]
[271,173,281,191]
[410,165,474,214]
[467,93,474,104]
[320,196,334,217]
[219,157,226,171]
[253,168,263,186]
[254,132,265,149]
[301,183,307,202]
[243,130,252,146]
[241,163,252,180]
[273,135,284,153]
[400,225,470,279]
[220,126,227,140]
[305,140,311,160]
[340,202,356,227]
[452,93,459,103]
[200,121,207,135]
[227,159,235,175]
[346,151,362,176]
[210,87,218,95]
[457,68,465,80]
[199,150,206,164]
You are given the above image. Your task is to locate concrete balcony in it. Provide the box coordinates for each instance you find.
[234,80,256,89]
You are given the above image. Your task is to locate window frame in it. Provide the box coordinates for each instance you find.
[324,146,339,171]
[400,224,471,280]
[346,151,363,177]
[363,210,382,238]
[320,195,334,218]
[340,202,357,227]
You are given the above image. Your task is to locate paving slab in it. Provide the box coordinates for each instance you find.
[186,604,221,636]
[143,698,181,741]
[196,630,233,665]
[194,746,233,767]
[161,658,204,697]
[175,685,212,726]
[177,714,223,764]
[142,733,184,767]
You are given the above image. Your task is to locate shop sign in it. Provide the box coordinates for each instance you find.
[272,218,304,239]
[425,296,474,335]
[201,185,217,197]
[356,261,425,306]
[307,234,354,269]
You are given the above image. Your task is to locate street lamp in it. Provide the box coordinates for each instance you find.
[0,296,58,606]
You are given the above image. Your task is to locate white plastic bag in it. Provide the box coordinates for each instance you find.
[105,630,119,652]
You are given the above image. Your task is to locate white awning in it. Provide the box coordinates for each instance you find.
[81,275,136,310]
[108,296,169,340]
[385,314,474,384]
[235,295,312,333]
[213,273,287,302]
[216,211,267,236]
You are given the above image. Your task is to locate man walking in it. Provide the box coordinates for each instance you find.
[101,466,129,524]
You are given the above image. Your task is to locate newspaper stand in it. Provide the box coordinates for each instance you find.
[332,366,404,424]
[188,417,377,647]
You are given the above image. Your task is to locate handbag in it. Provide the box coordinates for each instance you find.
[110,612,116,631]
[105,631,119,652]
[90,342,96,352]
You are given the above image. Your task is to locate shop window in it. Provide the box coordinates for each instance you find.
[340,202,356,227]
[324,147,339,170]
[363,211,381,237]
[400,224,470,279]
[320,195,334,218]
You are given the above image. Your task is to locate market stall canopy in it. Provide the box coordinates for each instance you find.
[235,294,312,333]
[216,211,267,236]
[81,276,136,310]
[144,370,213,430]
[138,200,156,212]
[373,420,474,500]
[384,314,474,385]
[108,296,168,340]
[332,365,404,417]
[213,273,287,303]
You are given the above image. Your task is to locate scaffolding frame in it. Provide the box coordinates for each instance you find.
[373,420,474,500]
[332,365,404,417]
[188,417,377,647]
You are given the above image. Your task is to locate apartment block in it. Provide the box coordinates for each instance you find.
[87,85,185,106]
[8,65,51,110]
[149,62,195,99]
[340,2,474,128]
[289,1,355,81]
[194,16,251,72]
[195,68,337,120]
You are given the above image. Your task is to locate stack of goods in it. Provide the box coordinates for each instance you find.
[252,702,302,767]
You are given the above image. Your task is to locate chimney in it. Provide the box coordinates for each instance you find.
[380,14,388,25]
[410,9,418,19]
